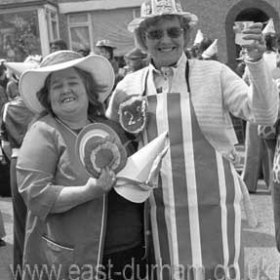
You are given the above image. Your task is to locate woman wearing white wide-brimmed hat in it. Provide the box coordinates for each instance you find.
[17,50,147,280]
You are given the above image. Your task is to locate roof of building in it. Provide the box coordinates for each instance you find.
[0,0,57,8]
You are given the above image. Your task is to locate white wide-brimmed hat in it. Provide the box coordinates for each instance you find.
[128,0,198,32]
[19,50,115,114]
[5,62,39,78]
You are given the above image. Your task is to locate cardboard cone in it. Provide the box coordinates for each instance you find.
[201,39,218,59]
[262,18,275,34]
[116,131,169,183]
[115,131,169,203]
[115,180,153,203]
[193,29,204,45]
[5,62,39,77]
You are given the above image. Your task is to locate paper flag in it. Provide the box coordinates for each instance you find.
[201,39,218,59]
[262,18,275,34]
[193,29,204,45]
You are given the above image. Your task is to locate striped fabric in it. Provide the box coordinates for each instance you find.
[144,92,242,280]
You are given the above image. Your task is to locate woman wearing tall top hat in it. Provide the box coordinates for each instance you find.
[106,0,278,279]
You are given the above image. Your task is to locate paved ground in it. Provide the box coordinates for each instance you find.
[0,180,279,280]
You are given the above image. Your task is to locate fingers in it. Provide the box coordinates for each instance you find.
[242,22,264,45]
[243,22,263,33]
[100,167,116,186]
[240,23,266,61]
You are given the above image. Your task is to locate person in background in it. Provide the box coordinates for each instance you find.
[0,176,6,246]
[49,39,68,53]
[106,0,278,278]
[123,47,149,75]
[16,50,146,280]
[0,56,41,278]
[242,30,279,193]
[77,48,91,57]
[96,39,119,75]
[96,39,123,95]
[0,61,9,111]
[196,37,215,59]
[0,60,11,198]
[0,61,9,92]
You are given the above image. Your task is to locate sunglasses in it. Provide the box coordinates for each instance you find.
[145,27,184,40]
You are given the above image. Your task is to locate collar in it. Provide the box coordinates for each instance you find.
[148,53,187,75]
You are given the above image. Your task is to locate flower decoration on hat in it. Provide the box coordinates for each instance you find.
[128,0,198,32]
[154,0,173,14]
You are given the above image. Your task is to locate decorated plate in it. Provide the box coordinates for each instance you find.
[76,123,127,178]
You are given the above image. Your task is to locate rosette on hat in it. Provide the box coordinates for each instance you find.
[76,123,127,178]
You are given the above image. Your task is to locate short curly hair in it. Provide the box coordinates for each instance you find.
[36,67,105,117]
[134,15,192,51]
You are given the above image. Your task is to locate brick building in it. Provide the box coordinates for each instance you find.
[0,0,279,70]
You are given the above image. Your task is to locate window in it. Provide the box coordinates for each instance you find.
[48,9,59,41]
[0,10,41,61]
[132,8,141,19]
[68,13,93,52]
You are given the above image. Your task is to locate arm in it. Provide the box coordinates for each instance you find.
[17,121,115,220]
[51,168,115,213]
[242,22,278,124]
[0,103,11,159]
[221,61,278,125]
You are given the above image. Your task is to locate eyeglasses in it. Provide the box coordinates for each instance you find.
[145,27,184,40]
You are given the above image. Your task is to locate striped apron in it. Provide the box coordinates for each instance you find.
[144,64,242,280]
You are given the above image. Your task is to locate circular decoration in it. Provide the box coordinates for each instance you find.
[118,96,147,134]
[76,123,127,178]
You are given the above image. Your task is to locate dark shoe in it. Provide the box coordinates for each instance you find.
[248,189,256,194]
[0,239,6,247]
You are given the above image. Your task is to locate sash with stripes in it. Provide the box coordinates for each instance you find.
[144,83,242,280]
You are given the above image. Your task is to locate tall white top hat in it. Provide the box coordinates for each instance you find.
[262,18,275,34]
[128,0,198,32]
[193,29,204,45]
[201,39,218,59]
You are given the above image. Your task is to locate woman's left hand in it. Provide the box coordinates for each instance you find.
[85,167,116,198]
[242,22,266,62]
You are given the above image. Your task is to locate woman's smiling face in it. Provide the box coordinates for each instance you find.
[144,16,185,69]
[49,67,89,121]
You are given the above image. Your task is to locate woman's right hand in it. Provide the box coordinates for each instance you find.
[85,167,116,198]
